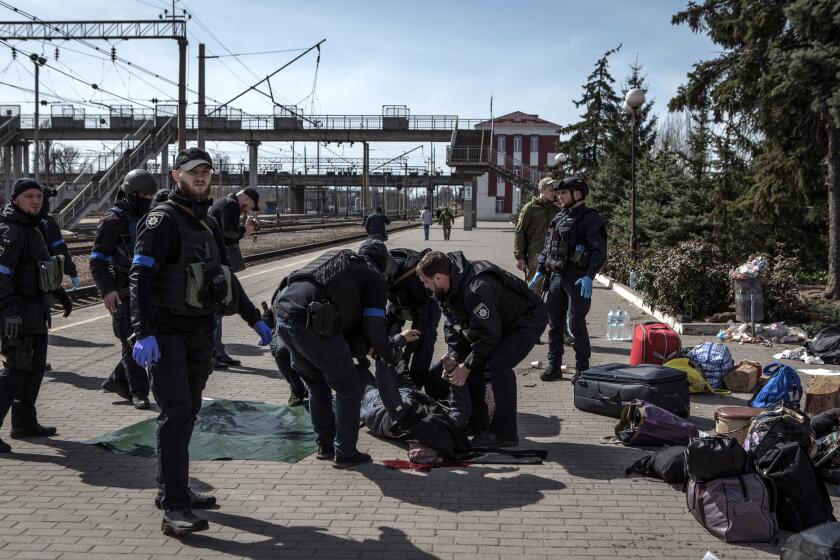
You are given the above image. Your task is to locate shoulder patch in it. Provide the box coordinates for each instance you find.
[472,302,490,320]
[0,245,5,258]
[145,211,164,229]
[468,278,484,293]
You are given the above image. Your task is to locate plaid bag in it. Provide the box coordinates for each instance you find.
[687,342,734,389]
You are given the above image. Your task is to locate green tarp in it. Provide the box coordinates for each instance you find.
[86,399,318,463]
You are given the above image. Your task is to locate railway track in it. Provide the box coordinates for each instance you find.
[56,222,420,314]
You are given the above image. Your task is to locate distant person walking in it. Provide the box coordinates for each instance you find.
[438,207,454,241]
[420,206,433,241]
[364,206,390,241]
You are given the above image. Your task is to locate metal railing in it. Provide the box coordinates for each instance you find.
[0,115,19,146]
[446,143,547,192]
[57,117,176,228]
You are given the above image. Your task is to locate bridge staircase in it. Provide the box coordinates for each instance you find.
[56,117,175,229]
[445,128,544,193]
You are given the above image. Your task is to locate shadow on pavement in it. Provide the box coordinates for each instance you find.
[357,464,565,512]
[182,511,439,559]
[589,345,632,357]
[541,440,647,480]
[46,369,107,391]
[1,438,212,494]
[221,343,268,357]
[214,365,281,380]
[48,333,115,348]
[518,412,562,438]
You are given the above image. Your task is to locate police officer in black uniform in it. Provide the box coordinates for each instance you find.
[39,188,81,290]
[363,206,390,241]
[365,246,446,400]
[129,148,272,536]
[416,251,548,447]
[536,176,607,381]
[208,187,260,369]
[0,179,72,453]
[90,169,158,409]
[274,239,401,468]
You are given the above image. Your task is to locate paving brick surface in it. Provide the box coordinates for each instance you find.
[0,218,836,559]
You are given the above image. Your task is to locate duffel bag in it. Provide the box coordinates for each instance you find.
[756,441,836,532]
[625,445,687,483]
[665,358,731,395]
[685,435,750,483]
[629,322,682,366]
[781,522,840,560]
[686,473,778,543]
[750,362,803,409]
[615,400,698,447]
[572,363,690,419]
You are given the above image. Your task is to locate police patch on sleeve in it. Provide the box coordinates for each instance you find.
[473,302,490,320]
[0,246,4,258]
[469,278,484,292]
[145,211,164,229]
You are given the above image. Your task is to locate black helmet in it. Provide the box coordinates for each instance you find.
[358,239,397,281]
[121,169,158,196]
[556,175,588,199]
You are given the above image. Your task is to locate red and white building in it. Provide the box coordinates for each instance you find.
[473,111,561,221]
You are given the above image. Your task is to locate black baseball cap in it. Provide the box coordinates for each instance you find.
[174,147,214,172]
[238,187,260,211]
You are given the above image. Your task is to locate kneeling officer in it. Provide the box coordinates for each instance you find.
[129,148,272,536]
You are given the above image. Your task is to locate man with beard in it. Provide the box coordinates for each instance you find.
[0,179,72,452]
[416,251,548,448]
[90,170,158,409]
[129,148,272,535]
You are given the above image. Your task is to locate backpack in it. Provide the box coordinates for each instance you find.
[614,400,698,447]
[687,342,734,389]
[807,325,840,365]
[744,405,815,461]
[781,522,840,560]
[750,362,803,409]
[625,445,687,483]
[686,473,778,543]
[756,442,836,532]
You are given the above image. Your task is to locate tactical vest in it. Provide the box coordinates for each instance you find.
[286,249,364,333]
[544,208,594,273]
[0,216,54,333]
[106,206,138,291]
[387,248,430,322]
[152,202,235,317]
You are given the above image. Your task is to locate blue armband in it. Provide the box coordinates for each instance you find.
[49,239,66,249]
[362,307,386,318]
[0,264,13,276]
[89,251,110,262]
[132,254,155,268]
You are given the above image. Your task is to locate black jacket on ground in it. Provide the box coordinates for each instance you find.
[208,193,244,247]
[437,252,545,371]
[129,190,260,339]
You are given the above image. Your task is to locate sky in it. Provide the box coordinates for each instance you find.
[0,0,718,167]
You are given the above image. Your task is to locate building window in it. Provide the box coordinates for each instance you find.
[497,135,506,153]
[495,196,506,214]
[513,135,522,153]
[530,135,539,152]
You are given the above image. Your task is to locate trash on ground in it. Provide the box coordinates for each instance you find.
[717,322,807,345]
[728,255,768,280]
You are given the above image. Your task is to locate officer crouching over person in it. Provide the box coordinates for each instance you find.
[129,148,272,536]
[536,176,606,381]
[90,170,157,410]
[0,179,72,453]
[273,239,403,468]
[416,251,548,448]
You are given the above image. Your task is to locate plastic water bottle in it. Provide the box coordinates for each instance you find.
[619,310,630,341]
[629,270,637,290]
[607,310,615,341]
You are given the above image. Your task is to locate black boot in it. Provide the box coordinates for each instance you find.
[161,509,209,536]
[155,488,217,510]
[540,363,563,382]
[575,361,590,374]
[132,396,151,410]
[316,443,335,460]
[333,451,371,469]
[10,423,57,439]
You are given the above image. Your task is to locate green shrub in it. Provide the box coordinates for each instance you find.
[759,249,807,322]
[639,240,732,319]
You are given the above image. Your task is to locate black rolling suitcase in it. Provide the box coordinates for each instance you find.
[572,363,690,418]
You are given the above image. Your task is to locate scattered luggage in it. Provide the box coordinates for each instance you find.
[714,406,764,446]
[614,400,698,447]
[750,362,803,409]
[725,360,762,393]
[756,441,836,532]
[744,405,815,460]
[687,342,734,389]
[665,358,730,395]
[686,473,778,543]
[685,436,750,483]
[780,521,840,560]
[629,322,682,366]
[572,363,690,419]
[806,324,840,365]
[625,445,687,483]
[806,377,840,417]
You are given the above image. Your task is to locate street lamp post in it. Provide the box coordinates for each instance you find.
[553,152,567,178]
[624,87,645,254]
[29,53,46,183]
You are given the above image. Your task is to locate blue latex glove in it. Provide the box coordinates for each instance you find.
[575,276,593,299]
[132,335,160,368]
[528,270,543,289]
[70,276,81,290]
[253,320,272,346]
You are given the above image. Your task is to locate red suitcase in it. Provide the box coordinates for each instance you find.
[629,322,682,365]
